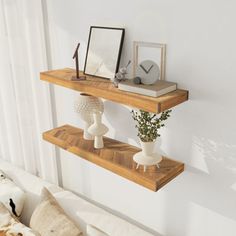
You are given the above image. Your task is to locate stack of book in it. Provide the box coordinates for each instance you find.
[118,80,177,97]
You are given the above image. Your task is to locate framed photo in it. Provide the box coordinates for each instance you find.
[84,26,125,79]
[133,41,166,81]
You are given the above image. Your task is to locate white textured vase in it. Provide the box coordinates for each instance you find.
[88,112,109,149]
[75,93,104,140]
[133,140,162,172]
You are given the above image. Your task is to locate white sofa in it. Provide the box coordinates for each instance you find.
[0,160,154,236]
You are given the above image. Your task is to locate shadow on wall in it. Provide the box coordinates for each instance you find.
[101,95,236,235]
[162,98,236,236]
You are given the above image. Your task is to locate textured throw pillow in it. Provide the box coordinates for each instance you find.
[30,187,82,236]
[87,225,109,236]
[0,170,26,218]
[0,202,40,236]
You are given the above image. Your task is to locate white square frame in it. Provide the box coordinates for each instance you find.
[133,41,166,80]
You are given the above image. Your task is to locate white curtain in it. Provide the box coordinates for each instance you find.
[0,0,58,184]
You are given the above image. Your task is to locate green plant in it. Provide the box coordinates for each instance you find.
[131,109,171,142]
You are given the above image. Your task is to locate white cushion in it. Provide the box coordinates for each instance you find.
[0,169,26,218]
[0,159,154,236]
[54,191,153,236]
[0,161,63,225]
[0,202,40,236]
[87,225,108,236]
[30,187,82,236]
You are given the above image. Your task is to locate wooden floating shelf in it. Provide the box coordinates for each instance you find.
[43,125,184,191]
[40,68,189,113]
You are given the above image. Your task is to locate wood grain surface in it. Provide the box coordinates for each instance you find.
[43,125,184,191]
[40,68,188,113]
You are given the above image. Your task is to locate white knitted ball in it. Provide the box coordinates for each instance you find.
[75,93,104,124]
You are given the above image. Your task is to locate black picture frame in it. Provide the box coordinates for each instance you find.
[84,26,125,80]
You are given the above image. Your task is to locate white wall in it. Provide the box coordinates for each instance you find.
[45,0,236,235]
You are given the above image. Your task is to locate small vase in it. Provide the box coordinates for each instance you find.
[75,93,104,140]
[88,112,109,149]
[133,140,162,172]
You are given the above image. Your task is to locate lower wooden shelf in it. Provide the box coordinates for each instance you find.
[43,125,184,191]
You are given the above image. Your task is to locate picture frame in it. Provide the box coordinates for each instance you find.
[133,41,166,81]
[84,26,125,80]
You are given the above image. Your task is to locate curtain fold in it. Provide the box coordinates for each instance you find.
[0,0,58,184]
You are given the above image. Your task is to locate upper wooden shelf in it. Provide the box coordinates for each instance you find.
[40,68,189,113]
[43,125,184,191]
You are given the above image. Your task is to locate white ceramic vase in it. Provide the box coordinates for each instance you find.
[75,93,104,140]
[133,140,162,172]
[88,112,109,149]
